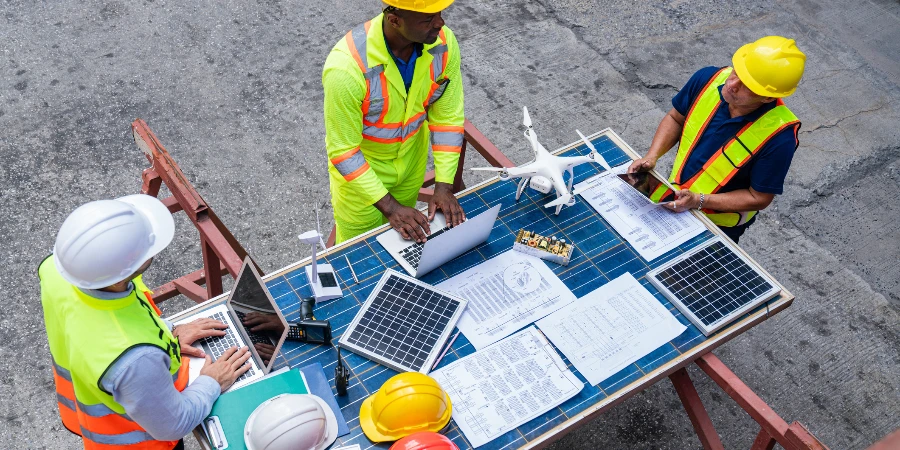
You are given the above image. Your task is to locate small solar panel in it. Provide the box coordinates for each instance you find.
[338,270,467,373]
[648,237,780,336]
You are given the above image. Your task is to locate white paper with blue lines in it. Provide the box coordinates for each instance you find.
[537,273,686,386]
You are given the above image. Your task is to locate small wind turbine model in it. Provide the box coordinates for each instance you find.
[471,106,612,215]
[298,208,343,302]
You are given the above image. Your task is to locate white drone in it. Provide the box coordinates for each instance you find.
[472,106,612,215]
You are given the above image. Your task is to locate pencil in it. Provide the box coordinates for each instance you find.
[344,255,359,283]
[431,331,461,371]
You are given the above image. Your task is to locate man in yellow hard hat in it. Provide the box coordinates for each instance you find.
[629,36,806,243]
[323,0,466,244]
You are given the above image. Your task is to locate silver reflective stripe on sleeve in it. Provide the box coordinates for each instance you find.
[80,428,157,446]
[431,130,464,147]
[350,23,368,68]
[56,393,76,411]
[334,150,368,177]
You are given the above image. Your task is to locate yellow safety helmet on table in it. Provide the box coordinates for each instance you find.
[360,372,453,442]
[382,0,455,14]
[732,35,806,98]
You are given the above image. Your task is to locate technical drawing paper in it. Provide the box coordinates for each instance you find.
[536,273,686,386]
[430,326,582,448]
[436,250,576,350]
[575,164,704,261]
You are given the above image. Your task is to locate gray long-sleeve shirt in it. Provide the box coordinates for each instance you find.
[85,285,220,441]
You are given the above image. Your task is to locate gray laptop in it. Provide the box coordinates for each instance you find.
[173,257,289,391]
[377,204,501,278]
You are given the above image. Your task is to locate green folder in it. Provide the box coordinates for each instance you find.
[205,370,308,450]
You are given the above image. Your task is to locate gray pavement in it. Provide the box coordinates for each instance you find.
[1,0,898,449]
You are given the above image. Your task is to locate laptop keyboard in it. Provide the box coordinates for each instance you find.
[398,225,452,269]
[196,311,256,383]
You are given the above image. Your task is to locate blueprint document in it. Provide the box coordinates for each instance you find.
[437,250,576,350]
[536,273,686,386]
[575,164,704,261]
[430,326,582,448]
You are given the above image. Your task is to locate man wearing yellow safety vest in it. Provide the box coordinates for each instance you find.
[323,0,466,244]
[629,36,806,243]
[39,195,251,449]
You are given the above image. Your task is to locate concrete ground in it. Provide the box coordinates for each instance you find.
[2,0,898,448]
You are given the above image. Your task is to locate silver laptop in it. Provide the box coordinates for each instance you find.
[173,257,289,392]
[377,204,501,277]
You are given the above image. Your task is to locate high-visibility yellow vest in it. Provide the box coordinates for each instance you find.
[39,256,189,450]
[650,67,800,227]
[323,13,465,206]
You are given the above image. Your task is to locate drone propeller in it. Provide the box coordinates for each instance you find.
[576,129,611,172]
[522,106,532,129]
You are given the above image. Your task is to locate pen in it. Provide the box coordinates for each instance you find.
[431,331,460,371]
[344,255,359,283]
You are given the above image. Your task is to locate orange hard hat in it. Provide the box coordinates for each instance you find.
[390,432,460,450]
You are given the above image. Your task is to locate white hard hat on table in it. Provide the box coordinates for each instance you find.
[244,393,338,450]
[53,194,175,289]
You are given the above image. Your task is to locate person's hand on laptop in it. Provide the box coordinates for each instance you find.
[429,182,466,227]
[200,346,252,392]
[375,193,431,243]
[172,318,228,358]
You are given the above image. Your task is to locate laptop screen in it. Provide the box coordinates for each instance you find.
[227,258,288,374]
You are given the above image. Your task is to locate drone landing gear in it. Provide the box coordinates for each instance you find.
[516,178,529,202]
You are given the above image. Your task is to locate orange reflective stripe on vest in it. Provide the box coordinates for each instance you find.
[665,67,800,227]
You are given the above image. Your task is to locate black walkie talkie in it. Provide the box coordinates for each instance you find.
[286,297,332,345]
[335,347,349,396]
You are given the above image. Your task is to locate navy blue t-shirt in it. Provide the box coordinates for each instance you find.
[671,66,800,195]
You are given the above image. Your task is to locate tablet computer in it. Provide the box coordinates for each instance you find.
[617,171,675,204]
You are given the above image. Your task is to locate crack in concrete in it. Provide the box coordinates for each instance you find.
[799,104,886,135]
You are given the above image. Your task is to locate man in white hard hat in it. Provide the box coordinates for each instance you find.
[39,195,251,450]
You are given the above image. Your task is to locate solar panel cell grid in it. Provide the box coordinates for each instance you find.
[342,272,464,372]
[650,239,778,334]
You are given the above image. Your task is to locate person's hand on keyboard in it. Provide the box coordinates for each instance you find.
[200,346,252,392]
[375,193,431,243]
[429,182,466,227]
[172,318,228,358]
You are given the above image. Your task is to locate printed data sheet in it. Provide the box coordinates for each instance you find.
[430,326,582,448]
[536,273,686,386]
[575,164,704,261]
[437,250,576,350]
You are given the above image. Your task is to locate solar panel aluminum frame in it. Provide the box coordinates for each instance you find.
[647,237,781,336]
[338,269,468,374]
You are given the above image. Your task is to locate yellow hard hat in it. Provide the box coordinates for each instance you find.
[359,372,452,442]
[732,35,806,98]
[383,0,454,14]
